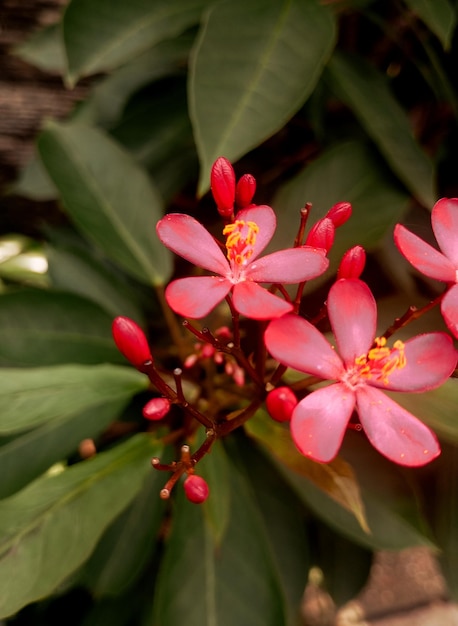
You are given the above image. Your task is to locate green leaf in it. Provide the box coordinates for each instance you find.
[0,364,146,435]
[13,23,67,74]
[38,121,172,286]
[0,434,161,618]
[189,0,336,194]
[198,439,231,546]
[245,410,369,533]
[149,464,285,625]
[10,152,58,201]
[63,0,210,86]
[0,290,123,366]
[404,0,456,49]
[326,53,436,207]
[80,469,166,596]
[271,140,409,280]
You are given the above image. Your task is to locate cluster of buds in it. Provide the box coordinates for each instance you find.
[210,156,256,220]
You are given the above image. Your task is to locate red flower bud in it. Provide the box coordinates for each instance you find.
[325,202,352,227]
[266,387,298,422]
[235,173,256,208]
[211,157,236,217]
[142,397,171,420]
[337,245,366,279]
[183,474,209,504]
[112,316,152,369]
[305,218,335,252]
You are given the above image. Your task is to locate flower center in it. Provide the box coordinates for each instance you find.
[353,336,406,385]
[223,219,259,266]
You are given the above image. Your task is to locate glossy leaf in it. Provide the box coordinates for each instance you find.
[326,53,436,207]
[149,464,285,625]
[271,140,409,279]
[0,290,123,366]
[198,439,231,546]
[190,0,336,194]
[38,121,172,286]
[0,434,161,619]
[63,0,210,85]
[245,410,369,532]
[404,0,456,49]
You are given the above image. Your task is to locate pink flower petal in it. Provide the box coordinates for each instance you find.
[431,198,458,267]
[441,283,458,338]
[232,282,292,319]
[235,205,276,259]
[393,224,456,282]
[327,279,376,365]
[376,332,457,391]
[165,276,231,318]
[356,386,440,466]
[245,247,329,283]
[157,214,229,275]
[265,314,344,379]
[290,383,355,462]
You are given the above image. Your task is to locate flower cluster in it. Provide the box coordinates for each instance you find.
[112,157,458,502]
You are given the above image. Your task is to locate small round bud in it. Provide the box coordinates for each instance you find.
[183,474,209,504]
[325,201,352,227]
[79,438,96,459]
[112,317,152,369]
[235,173,256,208]
[142,397,171,421]
[266,387,298,422]
[305,218,335,252]
[337,245,366,279]
[211,157,236,217]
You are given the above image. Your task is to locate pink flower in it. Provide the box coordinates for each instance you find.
[265,279,457,466]
[394,198,458,337]
[156,205,329,320]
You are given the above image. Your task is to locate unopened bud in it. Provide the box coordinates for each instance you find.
[337,245,366,279]
[235,173,256,208]
[112,316,152,369]
[305,218,335,252]
[211,157,235,217]
[326,202,352,227]
[183,474,209,504]
[143,397,171,421]
[266,387,298,422]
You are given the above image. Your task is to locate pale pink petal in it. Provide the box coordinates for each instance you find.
[265,314,344,379]
[393,224,456,282]
[356,386,440,466]
[441,283,458,338]
[235,205,276,259]
[328,279,376,365]
[431,198,458,267]
[290,383,355,462]
[232,282,292,319]
[165,276,231,318]
[157,214,229,275]
[245,247,329,283]
[374,332,457,391]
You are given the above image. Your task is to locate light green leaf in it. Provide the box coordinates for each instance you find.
[190,0,336,194]
[326,53,436,207]
[404,0,456,49]
[0,290,123,366]
[13,23,66,74]
[149,464,285,625]
[0,434,161,618]
[0,364,146,435]
[38,121,171,286]
[271,140,409,280]
[63,0,210,86]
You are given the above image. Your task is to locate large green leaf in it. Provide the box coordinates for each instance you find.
[0,290,123,366]
[0,434,161,618]
[13,23,66,74]
[63,0,210,85]
[326,53,436,207]
[189,0,336,194]
[38,121,171,286]
[149,463,286,625]
[271,140,409,279]
[404,0,456,49]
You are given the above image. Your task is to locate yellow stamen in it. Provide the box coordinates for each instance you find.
[223,220,259,265]
[355,336,406,385]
